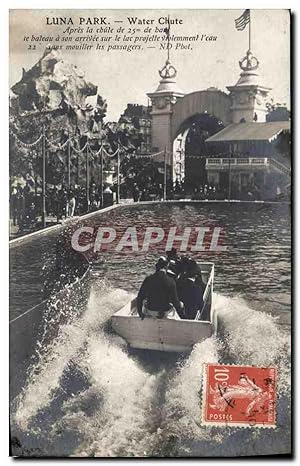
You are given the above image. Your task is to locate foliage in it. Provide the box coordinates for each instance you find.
[10,108,147,186]
[275,131,291,158]
[120,155,162,191]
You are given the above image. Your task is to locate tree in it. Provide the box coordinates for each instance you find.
[275,131,291,159]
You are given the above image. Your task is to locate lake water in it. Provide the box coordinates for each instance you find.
[10,202,291,457]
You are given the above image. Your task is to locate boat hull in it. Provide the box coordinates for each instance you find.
[111,262,216,353]
[111,314,213,352]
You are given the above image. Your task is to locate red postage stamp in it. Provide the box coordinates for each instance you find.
[202,364,277,428]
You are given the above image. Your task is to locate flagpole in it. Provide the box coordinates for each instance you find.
[42,125,46,228]
[249,10,251,51]
[167,15,170,61]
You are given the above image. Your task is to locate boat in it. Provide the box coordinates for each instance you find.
[111,262,217,353]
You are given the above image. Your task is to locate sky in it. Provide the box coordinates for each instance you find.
[9,9,290,121]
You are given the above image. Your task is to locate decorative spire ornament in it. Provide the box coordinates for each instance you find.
[239,49,259,72]
[159,59,177,80]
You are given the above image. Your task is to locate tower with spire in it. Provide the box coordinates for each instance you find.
[227,11,271,123]
[147,28,184,161]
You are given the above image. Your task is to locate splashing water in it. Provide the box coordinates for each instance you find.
[13,283,128,431]
[215,293,291,396]
[11,284,291,457]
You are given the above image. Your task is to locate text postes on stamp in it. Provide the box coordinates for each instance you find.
[202,364,277,428]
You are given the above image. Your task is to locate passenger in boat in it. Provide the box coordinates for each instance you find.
[166,260,178,281]
[188,259,205,290]
[137,256,185,320]
[174,255,190,278]
[166,247,179,262]
[166,248,182,276]
[177,262,204,320]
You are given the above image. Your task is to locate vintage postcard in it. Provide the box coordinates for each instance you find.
[9,9,291,457]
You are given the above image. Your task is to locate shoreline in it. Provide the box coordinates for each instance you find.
[9,199,290,246]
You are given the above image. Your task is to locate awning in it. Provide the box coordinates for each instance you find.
[206,121,290,143]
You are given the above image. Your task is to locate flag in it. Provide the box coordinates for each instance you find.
[164,15,170,37]
[164,25,170,37]
[235,9,250,31]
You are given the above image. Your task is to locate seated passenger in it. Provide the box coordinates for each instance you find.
[176,255,191,278]
[187,259,205,291]
[166,260,178,281]
[177,264,204,320]
[166,247,179,262]
[166,248,181,276]
[137,257,185,320]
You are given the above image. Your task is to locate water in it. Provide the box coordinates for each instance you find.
[10,202,291,457]
[9,230,58,321]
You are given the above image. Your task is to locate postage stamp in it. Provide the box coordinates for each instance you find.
[202,364,277,428]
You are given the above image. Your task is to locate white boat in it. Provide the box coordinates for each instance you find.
[111,262,217,353]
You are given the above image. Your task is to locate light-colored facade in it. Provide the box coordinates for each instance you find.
[226,50,271,123]
[147,59,184,166]
[146,47,290,196]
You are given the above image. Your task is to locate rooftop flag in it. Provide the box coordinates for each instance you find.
[235,9,250,31]
[164,16,171,61]
[163,25,170,37]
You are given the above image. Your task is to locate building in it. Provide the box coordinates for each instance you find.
[119,104,152,154]
[266,105,290,122]
[146,43,291,199]
[205,121,290,198]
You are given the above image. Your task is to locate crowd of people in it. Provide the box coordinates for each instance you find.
[191,183,262,201]
[127,178,224,202]
[10,177,263,235]
[175,181,224,200]
[46,180,115,221]
[10,182,37,233]
[10,177,116,234]
[129,179,263,202]
[10,167,265,236]
[130,181,164,202]
[137,249,206,321]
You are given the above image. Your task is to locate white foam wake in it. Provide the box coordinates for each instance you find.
[13,283,131,431]
[60,332,160,457]
[12,287,291,457]
[156,337,220,454]
[214,293,291,395]
[151,293,291,456]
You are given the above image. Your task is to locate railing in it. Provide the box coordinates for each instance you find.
[269,158,291,176]
[205,157,291,177]
[206,157,269,168]
[195,264,214,322]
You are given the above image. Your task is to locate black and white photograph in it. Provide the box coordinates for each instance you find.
[8,8,291,458]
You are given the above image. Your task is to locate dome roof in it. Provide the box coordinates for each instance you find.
[231,49,270,89]
[155,77,183,94]
[235,69,260,86]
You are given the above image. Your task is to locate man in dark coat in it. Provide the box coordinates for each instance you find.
[137,257,185,319]
[177,261,204,320]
